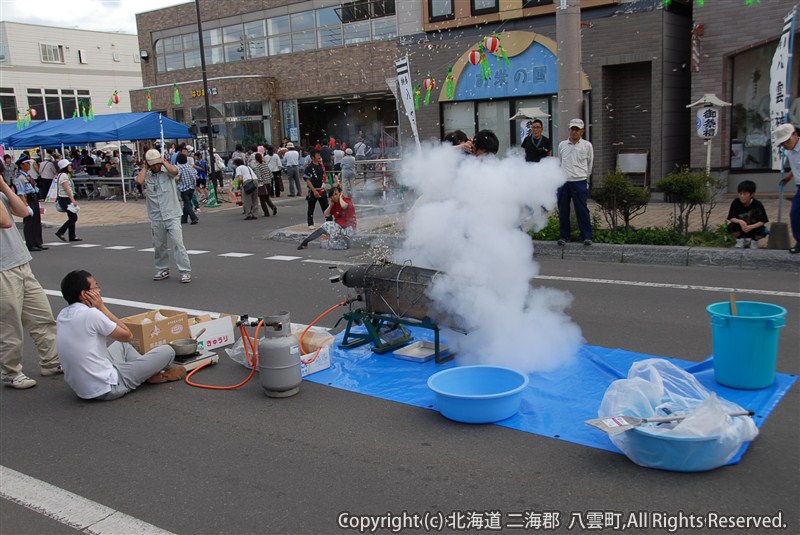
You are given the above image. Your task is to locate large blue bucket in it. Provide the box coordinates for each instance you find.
[706,301,787,389]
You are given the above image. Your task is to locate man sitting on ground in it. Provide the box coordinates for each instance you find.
[56,270,186,401]
[297,186,357,250]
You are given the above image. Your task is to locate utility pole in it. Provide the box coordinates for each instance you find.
[556,0,583,139]
[195,0,215,177]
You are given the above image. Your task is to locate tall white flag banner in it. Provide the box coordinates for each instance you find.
[395,55,421,149]
[770,7,796,170]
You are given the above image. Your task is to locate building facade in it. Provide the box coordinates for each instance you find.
[133,0,403,155]
[0,22,142,125]
[690,0,799,193]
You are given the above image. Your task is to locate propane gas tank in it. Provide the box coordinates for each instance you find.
[257,311,301,397]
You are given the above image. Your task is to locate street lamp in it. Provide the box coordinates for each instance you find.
[687,93,731,175]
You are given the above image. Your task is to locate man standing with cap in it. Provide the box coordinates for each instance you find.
[774,123,800,254]
[0,177,61,389]
[14,155,47,251]
[135,149,192,283]
[557,118,594,246]
[283,142,302,197]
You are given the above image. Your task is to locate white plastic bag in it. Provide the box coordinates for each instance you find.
[599,358,759,471]
[225,336,263,370]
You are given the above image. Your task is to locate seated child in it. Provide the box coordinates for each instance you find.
[726,180,769,249]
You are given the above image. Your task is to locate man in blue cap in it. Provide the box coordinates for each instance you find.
[14,155,47,251]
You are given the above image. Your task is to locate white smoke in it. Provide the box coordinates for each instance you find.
[395,142,583,373]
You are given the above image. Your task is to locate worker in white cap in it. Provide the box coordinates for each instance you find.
[135,149,193,282]
[773,123,800,254]
[557,118,594,247]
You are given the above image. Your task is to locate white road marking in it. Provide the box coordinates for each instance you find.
[534,275,800,298]
[0,465,175,535]
[43,242,68,246]
[139,247,155,252]
[266,255,302,261]
[301,259,358,266]
[185,250,210,255]
[70,243,102,248]
[218,252,253,258]
[104,246,134,250]
[42,290,218,317]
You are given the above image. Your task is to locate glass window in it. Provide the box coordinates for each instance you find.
[472,0,498,16]
[267,15,289,35]
[443,101,475,137]
[184,49,202,68]
[203,28,223,46]
[318,26,342,49]
[77,90,90,96]
[205,46,225,65]
[290,11,315,32]
[0,94,17,122]
[514,98,550,145]
[292,30,316,52]
[156,54,166,72]
[429,0,454,21]
[154,39,165,55]
[247,38,268,59]
[27,94,45,120]
[478,101,510,155]
[61,91,77,119]
[165,52,184,71]
[344,21,370,45]
[223,24,244,43]
[161,36,182,53]
[223,43,244,62]
[39,43,64,63]
[371,17,396,40]
[373,0,396,17]
[45,93,62,120]
[316,6,340,27]
[269,35,292,56]
[245,20,266,39]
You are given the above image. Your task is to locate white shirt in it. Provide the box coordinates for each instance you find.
[235,164,255,183]
[333,149,344,165]
[558,138,594,181]
[56,303,119,399]
[267,154,282,172]
[283,149,300,166]
[785,141,800,186]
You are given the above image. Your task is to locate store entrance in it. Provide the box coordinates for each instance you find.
[297,96,397,155]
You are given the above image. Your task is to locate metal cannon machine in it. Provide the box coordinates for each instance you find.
[334,262,456,363]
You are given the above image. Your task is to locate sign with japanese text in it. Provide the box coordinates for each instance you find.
[770,7,796,170]
[395,55,421,149]
[696,107,719,139]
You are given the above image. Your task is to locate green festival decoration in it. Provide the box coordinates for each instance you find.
[422,75,435,106]
[445,67,455,100]
[414,83,421,110]
[146,90,153,111]
[173,83,181,105]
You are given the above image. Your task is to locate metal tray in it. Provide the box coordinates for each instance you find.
[393,341,451,363]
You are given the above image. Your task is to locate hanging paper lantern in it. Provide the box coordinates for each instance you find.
[468,50,482,65]
[29,108,37,118]
[113,90,120,104]
[484,36,499,54]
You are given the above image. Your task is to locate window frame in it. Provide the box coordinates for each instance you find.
[428,0,454,23]
[471,0,499,17]
[522,0,554,8]
[39,43,64,64]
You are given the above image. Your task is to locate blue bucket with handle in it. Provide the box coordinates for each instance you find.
[706,301,787,389]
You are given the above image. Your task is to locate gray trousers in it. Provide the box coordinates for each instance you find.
[151,218,191,273]
[285,166,302,196]
[96,342,176,401]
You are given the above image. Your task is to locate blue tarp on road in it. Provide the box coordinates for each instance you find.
[2,112,192,148]
[304,327,796,465]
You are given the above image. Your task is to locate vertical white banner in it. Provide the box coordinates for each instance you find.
[395,55,421,150]
[770,7,795,170]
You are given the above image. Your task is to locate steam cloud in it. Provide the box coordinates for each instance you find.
[395,143,583,373]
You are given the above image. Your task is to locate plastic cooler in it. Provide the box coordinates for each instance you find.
[706,301,787,389]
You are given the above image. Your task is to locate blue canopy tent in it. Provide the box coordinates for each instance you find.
[5,112,193,147]
[0,122,21,148]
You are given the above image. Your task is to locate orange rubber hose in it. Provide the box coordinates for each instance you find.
[299,301,347,364]
[185,320,262,389]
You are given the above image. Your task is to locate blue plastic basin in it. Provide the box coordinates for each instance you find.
[626,427,732,472]
[427,365,529,424]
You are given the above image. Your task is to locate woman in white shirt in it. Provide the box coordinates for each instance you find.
[54,159,82,242]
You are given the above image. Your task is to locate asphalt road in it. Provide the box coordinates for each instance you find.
[2,198,798,535]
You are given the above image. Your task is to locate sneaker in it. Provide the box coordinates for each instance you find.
[557,239,566,246]
[790,247,799,254]
[146,365,187,384]
[190,220,199,225]
[272,207,278,216]
[583,239,593,246]
[41,364,64,377]
[153,269,170,281]
[181,272,192,283]
[3,373,37,389]
[297,243,308,250]
[308,225,315,230]
[744,238,752,249]
[734,238,745,249]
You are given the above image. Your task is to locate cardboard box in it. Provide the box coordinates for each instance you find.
[292,323,334,377]
[122,309,190,353]
[189,314,237,352]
